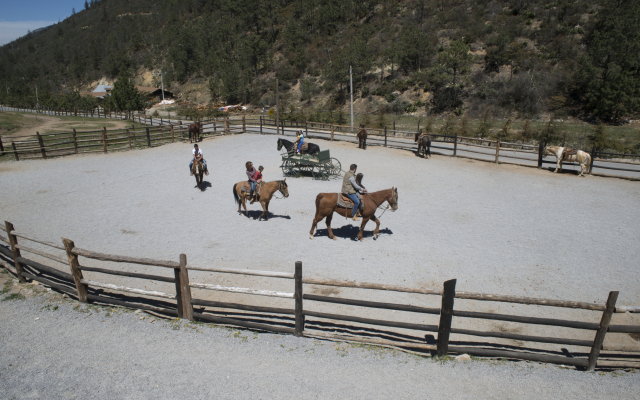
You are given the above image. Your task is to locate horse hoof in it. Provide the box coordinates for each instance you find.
[374,235,378,240]
[309,234,313,239]
[359,238,364,242]
[331,237,337,241]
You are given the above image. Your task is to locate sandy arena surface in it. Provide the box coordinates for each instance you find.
[1,133,639,351]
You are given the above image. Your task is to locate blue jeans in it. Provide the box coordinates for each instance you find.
[347,193,360,217]
[297,141,303,152]
[189,159,207,171]
[250,181,256,196]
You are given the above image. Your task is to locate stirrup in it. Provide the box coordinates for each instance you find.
[352,216,360,221]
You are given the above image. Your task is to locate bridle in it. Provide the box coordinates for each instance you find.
[273,180,288,199]
[365,187,397,219]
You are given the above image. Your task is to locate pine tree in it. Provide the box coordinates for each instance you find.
[576,0,640,120]
[106,70,146,118]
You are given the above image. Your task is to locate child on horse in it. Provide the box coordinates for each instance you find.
[252,165,264,204]
[294,130,305,154]
[189,144,209,176]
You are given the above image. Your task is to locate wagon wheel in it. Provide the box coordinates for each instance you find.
[281,160,300,177]
[327,158,342,177]
[312,164,330,180]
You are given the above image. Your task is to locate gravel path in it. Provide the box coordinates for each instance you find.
[0,133,639,350]
[1,294,639,399]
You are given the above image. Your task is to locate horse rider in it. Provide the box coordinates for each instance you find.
[252,165,264,204]
[246,161,258,203]
[189,144,209,176]
[342,163,367,221]
[294,130,305,154]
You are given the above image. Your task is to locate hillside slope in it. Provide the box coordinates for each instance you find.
[0,0,638,122]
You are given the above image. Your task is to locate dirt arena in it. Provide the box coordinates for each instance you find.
[1,133,639,349]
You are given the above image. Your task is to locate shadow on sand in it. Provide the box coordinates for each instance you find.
[314,224,393,240]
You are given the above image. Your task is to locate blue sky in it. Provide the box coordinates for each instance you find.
[0,0,86,45]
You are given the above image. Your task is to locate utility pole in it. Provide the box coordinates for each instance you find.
[276,78,280,136]
[350,65,354,132]
[160,72,166,110]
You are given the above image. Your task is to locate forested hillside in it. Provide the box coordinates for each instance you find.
[0,0,638,122]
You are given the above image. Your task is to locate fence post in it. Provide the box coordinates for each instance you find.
[453,134,458,156]
[171,125,175,143]
[587,291,618,371]
[72,129,78,154]
[62,238,88,303]
[160,118,163,126]
[495,139,500,163]
[305,121,308,137]
[242,115,246,133]
[589,145,596,174]
[538,141,544,168]
[36,132,46,159]
[0,135,4,156]
[384,126,388,147]
[331,124,334,141]
[259,116,263,134]
[98,108,100,118]
[102,127,108,153]
[225,117,229,135]
[213,119,217,136]
[146,127,151,148]
[5,222,26,283]
[11,142,19,161]
[437,279,456,357]
[294,261,304,337]
[126,128,132,149]
[176,254,193,320]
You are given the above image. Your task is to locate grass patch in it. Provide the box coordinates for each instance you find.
[2,293,25,301]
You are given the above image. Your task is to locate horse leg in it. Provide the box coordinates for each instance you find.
[326,213,337,240]
[357,217,370,242]
[241,195,249,217]
[371,215,381,239]
[309,214,324,239]
[554,159,560,173]
[259,200,269,221]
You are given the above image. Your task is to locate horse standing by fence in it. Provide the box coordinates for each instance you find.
[233,179,289,220]
[189,122,201,143]
[357,125,367,150]
[414,130,431,158]
[192,159,205,190]
[310,188,398,241]
[277,138,320,155]
[543,146,591,177]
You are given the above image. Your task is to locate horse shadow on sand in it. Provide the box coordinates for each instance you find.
[244,210,291,220]
[194,181,212,192]
[314,225,393,241]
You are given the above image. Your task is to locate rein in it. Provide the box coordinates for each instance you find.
[272,181,287,199]
[365,190,394,219]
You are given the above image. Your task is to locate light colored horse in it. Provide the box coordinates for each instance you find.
[543,146,591,177]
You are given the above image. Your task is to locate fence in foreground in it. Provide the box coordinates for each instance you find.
[1,221,639,370]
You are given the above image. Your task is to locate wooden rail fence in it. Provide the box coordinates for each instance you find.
[1,221,639,370]
[254,117,640,181]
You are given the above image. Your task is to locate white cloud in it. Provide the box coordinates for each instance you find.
[0,21,57,46]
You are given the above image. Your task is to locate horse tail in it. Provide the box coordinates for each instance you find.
[314,193,324,213]
[585,152,592,173]
[232,183,240,204]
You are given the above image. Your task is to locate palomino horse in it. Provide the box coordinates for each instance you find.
[189,121,201,143]
[310,188,398,241]
[277,138,320,155]
[414,130,431,158]
[357,125,367,150]
[543,146,591,177]
[192,159,205,190]
[233,179,289,220]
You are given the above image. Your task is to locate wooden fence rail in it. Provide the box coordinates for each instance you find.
[254,118,640,180]
[1,220,639,369]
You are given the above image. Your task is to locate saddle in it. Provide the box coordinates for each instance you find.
[562,148,578,161]
[241,182,262,196]
[298,142,308,153]
[337,194,355,208]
